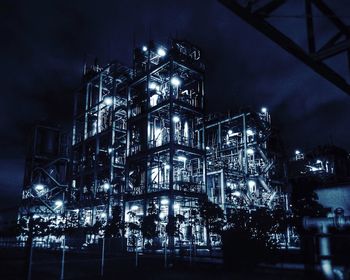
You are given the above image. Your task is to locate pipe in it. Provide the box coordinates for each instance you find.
[258,176,270,192]
[303,208,350,280]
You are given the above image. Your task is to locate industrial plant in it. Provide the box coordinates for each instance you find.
[18,39,290,251]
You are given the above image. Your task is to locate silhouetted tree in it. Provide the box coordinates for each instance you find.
[199,199,225,252]
[105,206,124,238]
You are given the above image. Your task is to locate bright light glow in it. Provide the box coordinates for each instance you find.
[226,182,231,187]
[206,146,210,150]
[159,212,166,219]
[228,129,233,136]
[246,129,254,136]
[233,191,241,197]
[170,76,181,87]
[150,94,158,107]
[131,205,139,211]
[246,148,254,155]
[184,122,189,140]
[174,203,180,211]
[247,180,256,189]
[295,150,301,155]
[103,182,110,190]
[172,116,180,123]
[142,45,148,52]
[35,184,44,192]
[316,159,322,164]
[261,107,267,113]
[154,127,162,146]
[103,96,113,106]
[157,47,166,57]
[101,213,107,219]
[177,156,187,162]
[149,82,158,90]
[55,200,63,207]
[161,199,169,205]
[108,148,113,154]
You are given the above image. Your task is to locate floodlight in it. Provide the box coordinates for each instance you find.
[157,47,166,57]
[170,76,181,87]
[161,199,169,205]
[55,200,63,207]
[233,191,241,197]
[172,116,180,123]
[103,96,113,106]
[34,184,44,192]
[246,129,254,136]
[103,182,110,190]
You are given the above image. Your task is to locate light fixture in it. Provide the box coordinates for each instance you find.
[246,129,254,136]
[295,150,301,155]
[246,148,254,155]
[161,199,169,205]
[108,148,113,154]
[173,203,180,211]
[103,182,110,190]
[228,129,233,136]
[34,184,44,192]
[247,180,256,189]
[149,82,158,90]
[233,191,241,197]
[172,116,180,123]
[142,45,148,52]
[177,156,187,162]
[131,205,139,211]
[159,212,166,219]
[205,146,210,150]
[261,107,267,113]
[157,47,166,57]
[55,200,63,207]
[170,76,181,87]
[103,96,113,106]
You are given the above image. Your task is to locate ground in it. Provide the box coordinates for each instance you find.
[0,247,308,280]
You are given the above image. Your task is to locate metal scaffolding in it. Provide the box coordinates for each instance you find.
[18,39,289,251]
[18,124,69,235]
[125,40,207,249]
[70,61,131,231]
[205,109,287,212]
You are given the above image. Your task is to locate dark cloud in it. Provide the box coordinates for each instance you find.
[1,0,350,206]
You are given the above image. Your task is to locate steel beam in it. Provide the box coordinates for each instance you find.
[219,0,350,95]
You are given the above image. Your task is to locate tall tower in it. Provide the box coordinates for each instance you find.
[19,124,69,220]
[70,61,131,229]
[125,40,207,249]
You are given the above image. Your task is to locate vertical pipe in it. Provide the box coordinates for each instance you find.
[220,170,225,210]
[60,236,66,280]
[242,113,248,176]
[319,225,334,280]
[60,191,66,280]
[100,237,105,277]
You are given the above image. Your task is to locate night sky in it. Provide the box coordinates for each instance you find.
[1,0,350,210]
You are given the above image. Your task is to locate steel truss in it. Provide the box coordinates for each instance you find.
[220,0,350,95]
